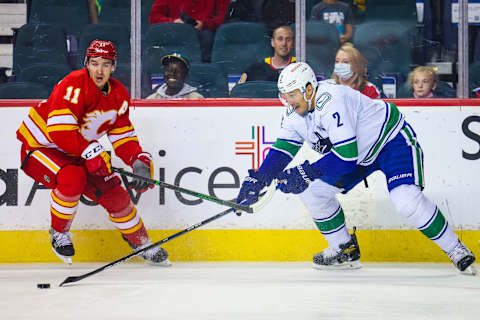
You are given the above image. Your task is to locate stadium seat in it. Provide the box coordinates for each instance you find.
[29,0,90,39]
[75,23,130,69]
[188,63,229,98]
[469,61,480,97]
[211,22,271,75]
[364,0,417,25]
[13,23,68,75]
[353,21,412,79]
[0,82,51,99]
[143,23,202,75]
[98,0,130,26]
[17,63,71,91]
[290,21,340,77]
[230,81,278,98]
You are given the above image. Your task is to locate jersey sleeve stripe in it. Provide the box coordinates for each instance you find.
[47,124,79,132]
[332,140,358,161]
[108,125,134,135]
[272,138,302,158]
[48,108,78,121]
[47,115,78,126]
[112,136,139,149]
[362,102,404,164]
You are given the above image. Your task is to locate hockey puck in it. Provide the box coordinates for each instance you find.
[37,283,51,289]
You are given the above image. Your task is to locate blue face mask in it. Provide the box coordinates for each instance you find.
[334,63,353,80]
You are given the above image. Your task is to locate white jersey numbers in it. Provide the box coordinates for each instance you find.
[63,86,81,104]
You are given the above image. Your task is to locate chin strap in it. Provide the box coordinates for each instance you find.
[304,86,317,112]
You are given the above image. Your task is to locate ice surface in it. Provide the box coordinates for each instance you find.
[0,262,478,320]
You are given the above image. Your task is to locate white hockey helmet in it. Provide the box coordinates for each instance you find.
[277,62,318,94]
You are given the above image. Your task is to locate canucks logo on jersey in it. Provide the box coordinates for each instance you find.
[312,131,332,154]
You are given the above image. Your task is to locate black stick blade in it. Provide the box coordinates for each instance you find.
[59,276,83,287]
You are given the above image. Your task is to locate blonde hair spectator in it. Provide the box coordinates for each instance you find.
[407,66,438,98]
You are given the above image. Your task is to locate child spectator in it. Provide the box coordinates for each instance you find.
[330,43,381,99]
[408,66,438,98]
[146,53,204,99]
[310,0,354,45]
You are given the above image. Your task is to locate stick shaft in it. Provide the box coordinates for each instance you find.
[112,167,252,213]
[59,207,234,286]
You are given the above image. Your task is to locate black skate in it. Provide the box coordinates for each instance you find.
[447,240,476,275]
[313,227,361,270]
[122,235,171,267]
[49,228,74,264]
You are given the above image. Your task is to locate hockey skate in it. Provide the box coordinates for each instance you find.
[313,227,361,270]
[122,236,171,267]
[447,240,476,275]
[49,228,74,264]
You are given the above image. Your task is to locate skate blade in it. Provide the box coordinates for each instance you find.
[461,265,477,276]
[313,260,362,270]
[51,247,72,265]
[146,258,172,267]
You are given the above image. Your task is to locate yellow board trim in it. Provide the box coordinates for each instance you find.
[0,229,478,263]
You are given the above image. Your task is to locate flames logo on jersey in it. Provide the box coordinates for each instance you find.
[80,109,117,141]
[313,131,332,154]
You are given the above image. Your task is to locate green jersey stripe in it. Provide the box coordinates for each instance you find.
[363,103,403,164]
[272,139,302,158]
[332,140,358,161]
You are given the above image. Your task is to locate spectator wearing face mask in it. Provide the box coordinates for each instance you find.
[330,43,381,99]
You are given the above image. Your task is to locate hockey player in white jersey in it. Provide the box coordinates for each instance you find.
[236,62,476,273]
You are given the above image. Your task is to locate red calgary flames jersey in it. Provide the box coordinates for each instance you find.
[17,68,142,166]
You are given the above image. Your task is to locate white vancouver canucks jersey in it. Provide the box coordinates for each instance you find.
[273,82,405,166]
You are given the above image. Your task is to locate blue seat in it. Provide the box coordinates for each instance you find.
[230,81,278,98]
[188,63,229,98]
[13,23,68,75]
[211,22,271,75]
[364,0,417,25]
[30,0,90,39]
[143,23,202,74]
[0,82,51,99]
[18,63,71,91]
[353,21,412,79]
[75,23,131,69]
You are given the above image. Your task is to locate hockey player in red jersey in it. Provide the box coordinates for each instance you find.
[16,40,170,266]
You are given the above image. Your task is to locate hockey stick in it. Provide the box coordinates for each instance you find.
[112,167,253,213]
[59,207,235,287]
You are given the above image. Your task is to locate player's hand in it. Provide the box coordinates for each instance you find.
[277,161,319,194]
[235,169,267,215]
[81,141,112,176]
[130,152,155,193]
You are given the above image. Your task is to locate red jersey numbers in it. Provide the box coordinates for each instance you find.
[63,86,81,104]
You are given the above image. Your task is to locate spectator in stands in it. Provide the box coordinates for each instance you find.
[407,66,439,98]
[149,0,230,62]
[262,0,295,34]
[310,0,353,45]
[146,53,204,99]
[238,25,295,84]
[330,43,381,99]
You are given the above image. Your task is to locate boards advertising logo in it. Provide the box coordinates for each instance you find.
[235,126,274,170]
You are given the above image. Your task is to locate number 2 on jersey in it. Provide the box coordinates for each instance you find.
[64,86,81,104]
[332,112,343,127]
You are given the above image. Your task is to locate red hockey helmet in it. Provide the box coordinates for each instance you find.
[84,39,117,66]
